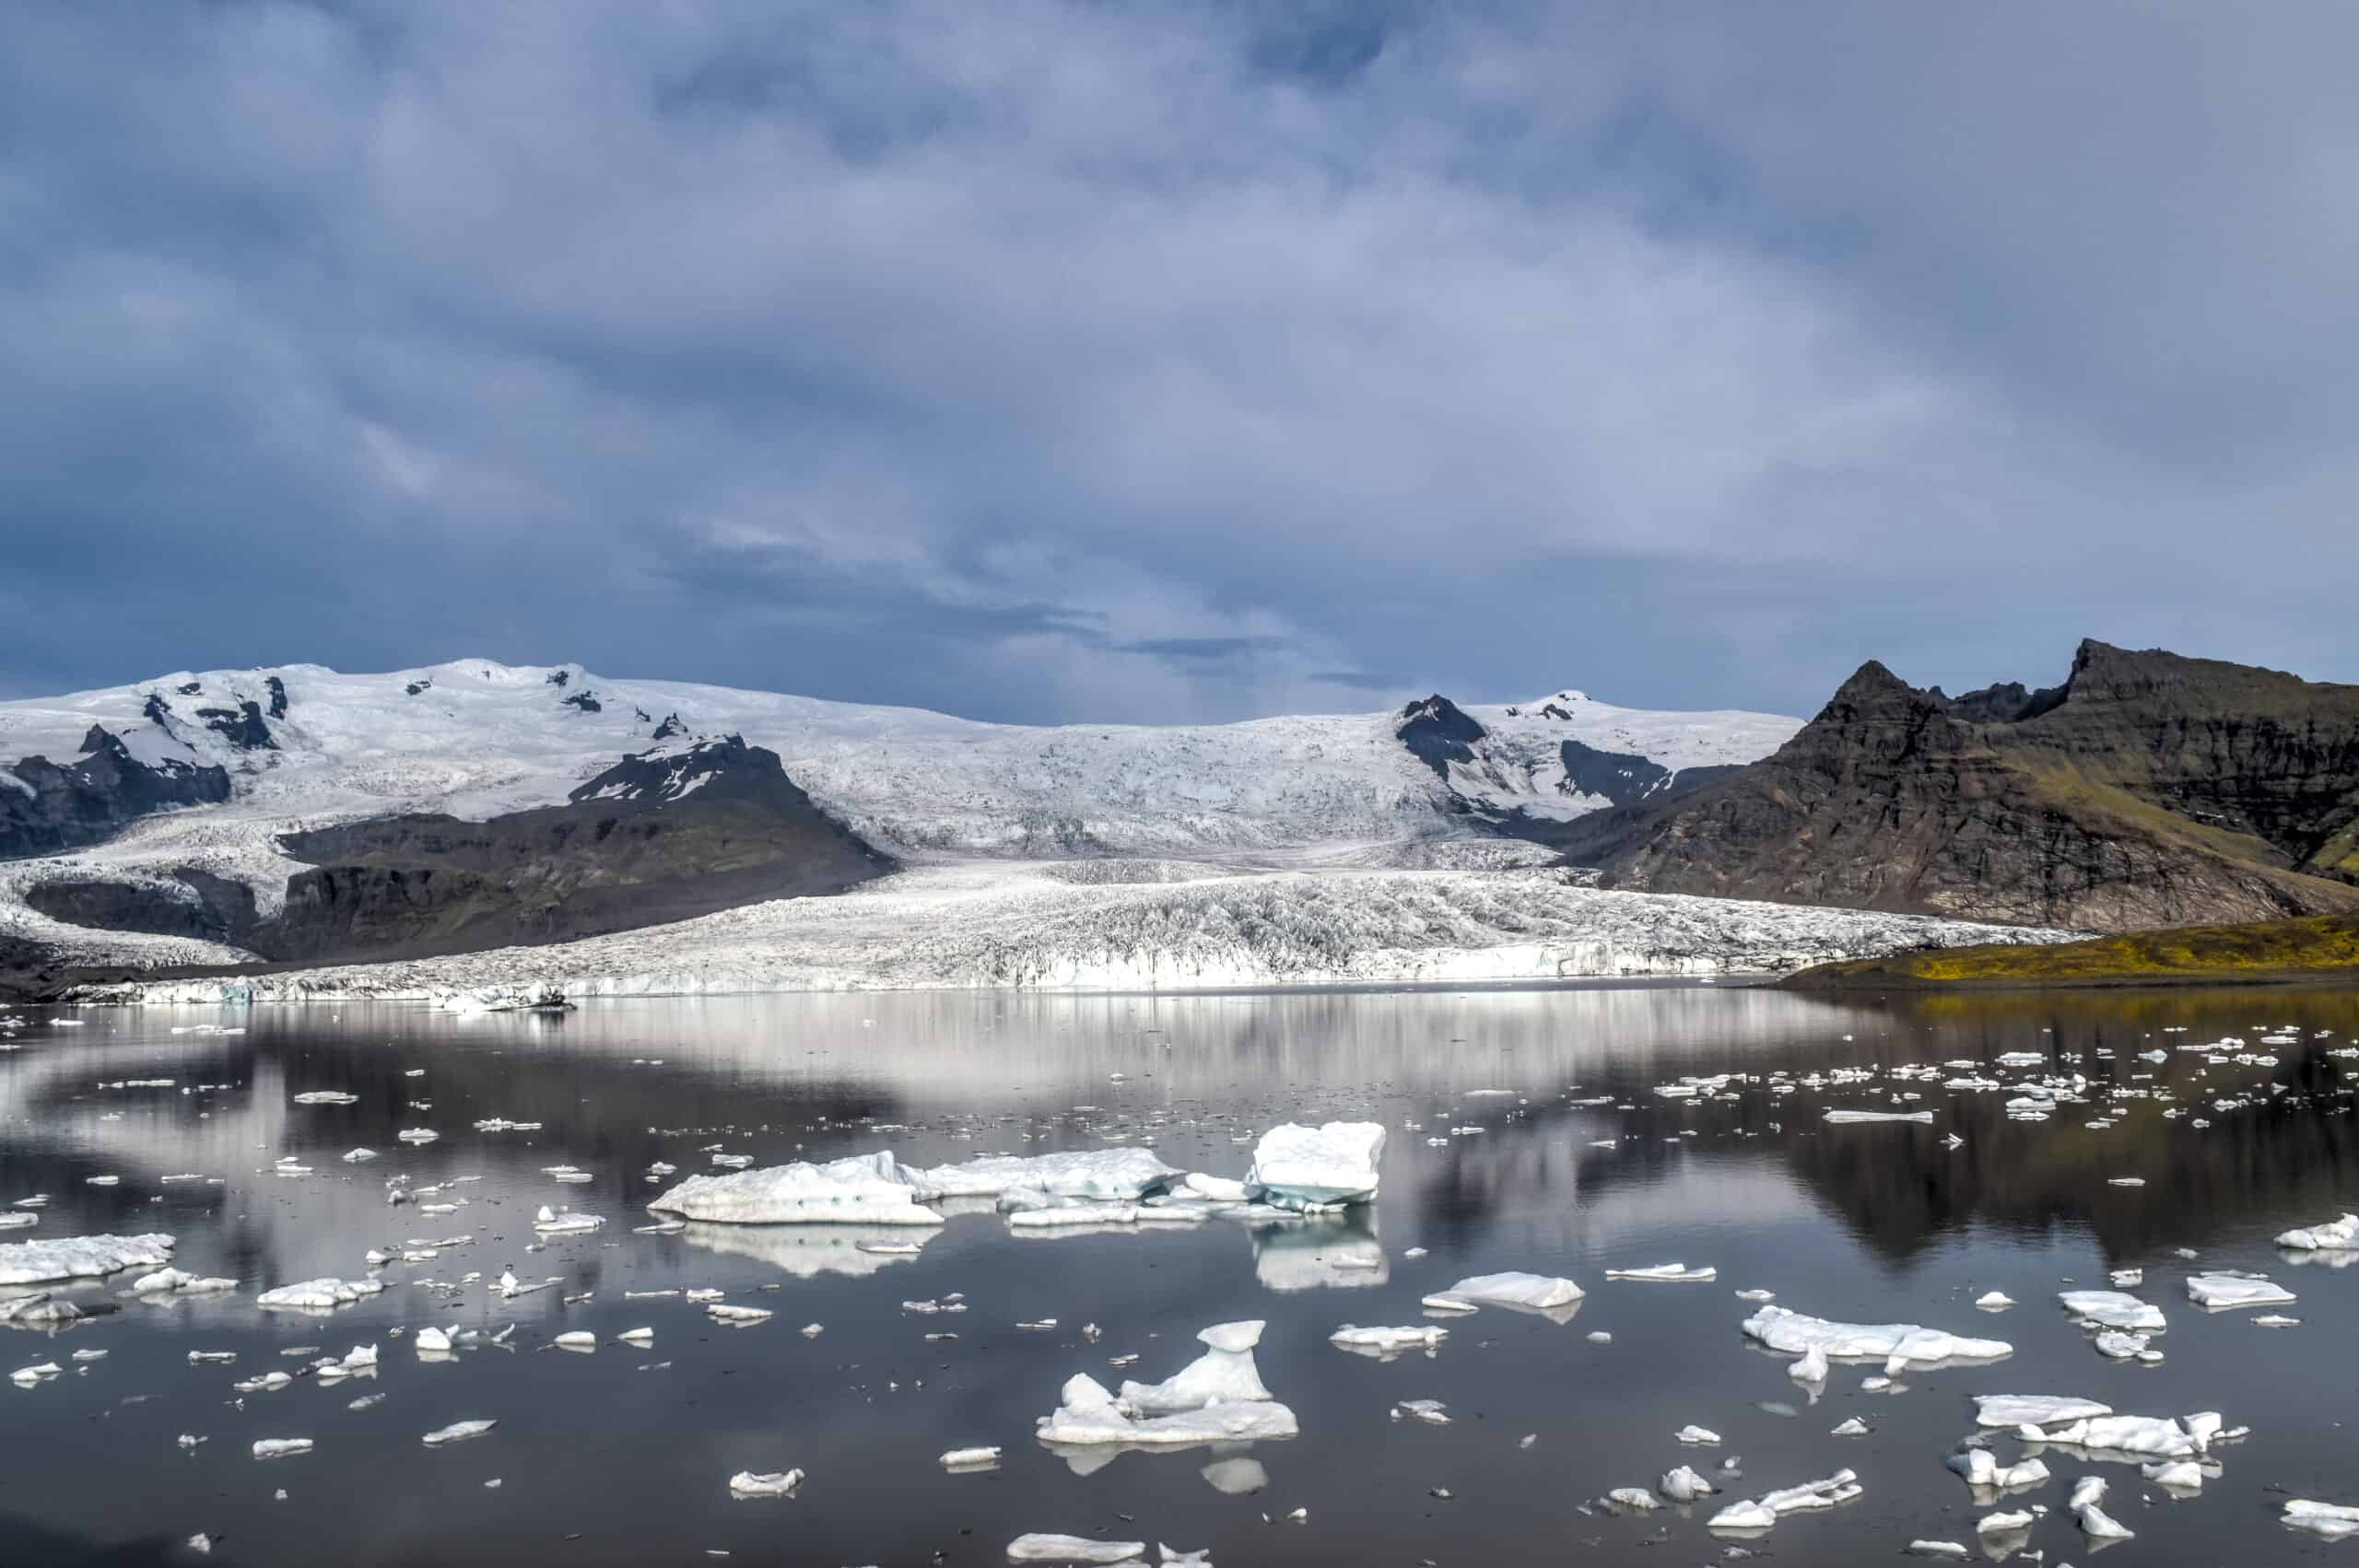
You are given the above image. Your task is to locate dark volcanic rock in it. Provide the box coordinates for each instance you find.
[1396,696,1485,781]
[0,728,232,860]
[651,713,685,741]
[253,736,890,963]
[560,690,602,713]
[1552,641,2359,931]
[265,674,288,719]
[194,701,276,749]
[26,868,259,944]
[405,679,432,696]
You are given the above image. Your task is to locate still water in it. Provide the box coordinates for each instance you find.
[3,983,2355,1565]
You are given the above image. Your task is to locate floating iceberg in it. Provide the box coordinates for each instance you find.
[2059,1290,2165,1331]
[1605,1263,1716,1282]
[1244,1122,1384,1210]
[129,1268,236,1295]
[252,1438,312,1459]
[2284,1500,2359,1540]
[1329,1325,1447,1358]
[1005,1536,1147,1564]
[1660,1464,1717,1502]
[256,1278,384,1311]
[2185,1271,2294,1310]
[648,1152,944,1225]
[1038,1321,1297,1450]
[1421,1271,1583,1316]
[912,1149,1179,1202]
[727,1469,803,1498]
[1707,1469,1861,1532]
[940,1445,1002,1470]
[2015,1412,2220,1459]
[1822,1109,1933,1124]
[2275,1213,2359,1251]
[1740,1305,2010,1368]
[422,1419,497,1445]
[0,1233,176,1286]
[1946,1449,2048,1490]
[1119,1320,1272,1412]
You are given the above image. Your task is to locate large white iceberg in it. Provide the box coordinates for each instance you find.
[912,1149,1179,1202]
[2275,1213,2359,1251]
[647,1152,944,1225]
[1244,1122,1384,1210]
[1037,1320,1297,1450]
[1740,1305,2010,1369]
[1421,1271,1583,1315]
[0,1233,175,1286]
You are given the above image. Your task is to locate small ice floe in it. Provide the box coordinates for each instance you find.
[2012,1410,2231,1459]
[914,1149,1182,1204]
[616,1328,654,1345]
[85,1176,120,1188]
[647,1152,945,1225]
[1328,1325,1447,1359]
[2142,1458,2204,1491]
[1946,1449,2048,1491]
[395,1129,438,1145]
[2109,1268,2142,1288]
[1420,1271,1583,1316]
[1391,1398,1450,1425]
[10,1361,62,1386]
[232,1371,294,1394]
[2070,1474,2135,1539]
[1586,1330,1611,1343]
[940,1445,1002,1471]
[0,1214,34,1231]
[2058,1290,2165,1332]
[1789,1344,1828,1385]
[1732,1288,1775,1303]
[2107,1176,2146,1188]
[1974,1291,2015,1311]
[342,1149,377,1163]
[1706,1468,1861,1532]
[1977,1509,2035,1541]
[2283,1499,2359,1539]
[1741,1305,2011,1371]
[532,1207,603,1236]
[71,1349,106,1362]
[1660,1465,1717,1502]
[292,1092,358,1106]
[2274,1212,2359,1252]
[2185,1271,2294,1310]
[129,1268,237,1295]
[553,1331,597,1352]
[0,1233,177,1286]
[1604,1263,1716,1283]
[1674,1425,1720,1445]
[2253,1313,2300,1328]
[1906,1540,1969,1558]
[1603,1488,1661,1513]
[257,1278,385,1311]
[1037,1320,1297,1451]
[177,1434,207,1449]
[727,1469,803,1498]
[2094,1329,2161,1362]
[1241,1122,1385,1211]
[1830,1417,1870,1436]
[422,1420,497,1445]
[1004,1536,1145,1563]
[1822,1109,1933,1124]
[413,1328,454,1355]
[252,1439,312,1459]
[800,1323,824,1338]
[708,1305,772,1326]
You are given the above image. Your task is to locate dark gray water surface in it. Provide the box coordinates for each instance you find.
[3,983,2357,1566]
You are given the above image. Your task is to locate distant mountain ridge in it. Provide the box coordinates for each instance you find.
[1553,639,2359,930]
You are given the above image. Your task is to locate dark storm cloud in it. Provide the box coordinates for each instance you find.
[3,1,2355,722]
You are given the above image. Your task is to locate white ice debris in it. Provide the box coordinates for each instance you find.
[1674,1425,1721,1445]
[911,1149,1179,1202]
[2059,1290,2165,1331]
[1907,1541,1969,1558]
[940,1445,1003,1470]
[2284,1500,2359,1539]
[1005,1536,1147,1564]
[1420,1271,1582,1315]
[1741,1305,2010,1368]
[2185,1271,2294,1309]
[727,1469,804,1498]
[1707,1469,1860,1532]
[1329,1325,1447,1357]
[2274,1213,2359,1251]
[129,1268,236,1294]
[647,1152,945,1225]
[0,1233,176,1286]
[1974,1291,2015,1310]
[1946,1449,2049,1490]
[1660,1464,1718,1502]
[422,1420,497,1445]
[413,1328,453,1354]
[1243,1122,1385,1210]
[1822,1109,1933,1124]
[2070,1475,2135,1539]
[1974,1395,2113,1429]
[252,1439,312,1459]
[1604,1263,1716,1282]
[1978,1510,2035,1536]
[2015,1412,2222,1458]
[256,1278,384,1311]
[1037,1320,1297,1449]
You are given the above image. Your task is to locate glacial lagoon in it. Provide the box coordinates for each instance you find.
[4,982,2357,1565]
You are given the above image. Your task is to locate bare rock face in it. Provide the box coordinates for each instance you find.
[0,728,232,860]
[1554,641,2359,931]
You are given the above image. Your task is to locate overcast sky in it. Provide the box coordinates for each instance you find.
[4,2,2353,723]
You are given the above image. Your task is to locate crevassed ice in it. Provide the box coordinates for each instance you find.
[1244,1122,1385,1211]
[0,1233,176,1287]
[647,1152,945,1226]
[1742,1305,2011,1366]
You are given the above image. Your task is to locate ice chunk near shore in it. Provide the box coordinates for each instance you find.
[257,1278,384,1311]
[0,1233,176,1286]
[912,1149,1179,1203]
[2275,1213,2359,1251]
[1606,1263,1716,1282]
[422,1420,497,1445]
[1421,1271,1583,1316]
[1005,1536,1147,1564]
[1245,1122,1384,1210]
[1707,1469,1861,1532]
[2059,1290,2165,1331]
[1741,1305,2011,1369]
[1329,1325,1447,1359]
[2284,1500,2359,1539]
[2185,1271,2294,1310]
[727,1469,803,1498]
[647,1152,945,1225]
[1976,1395,2112,1428]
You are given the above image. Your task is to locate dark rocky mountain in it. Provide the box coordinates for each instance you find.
[0,727,232,860]
[1555,738,1743,810]
[1551,640,2359,930]
[18,737,892,975]
[1394,695,1485,781]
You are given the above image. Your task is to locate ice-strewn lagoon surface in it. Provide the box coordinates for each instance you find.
[5,984,2358,1566]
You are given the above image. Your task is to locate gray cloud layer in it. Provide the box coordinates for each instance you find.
[4,2,2353,721]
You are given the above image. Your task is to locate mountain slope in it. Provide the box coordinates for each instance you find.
[1553,640,2359,930]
